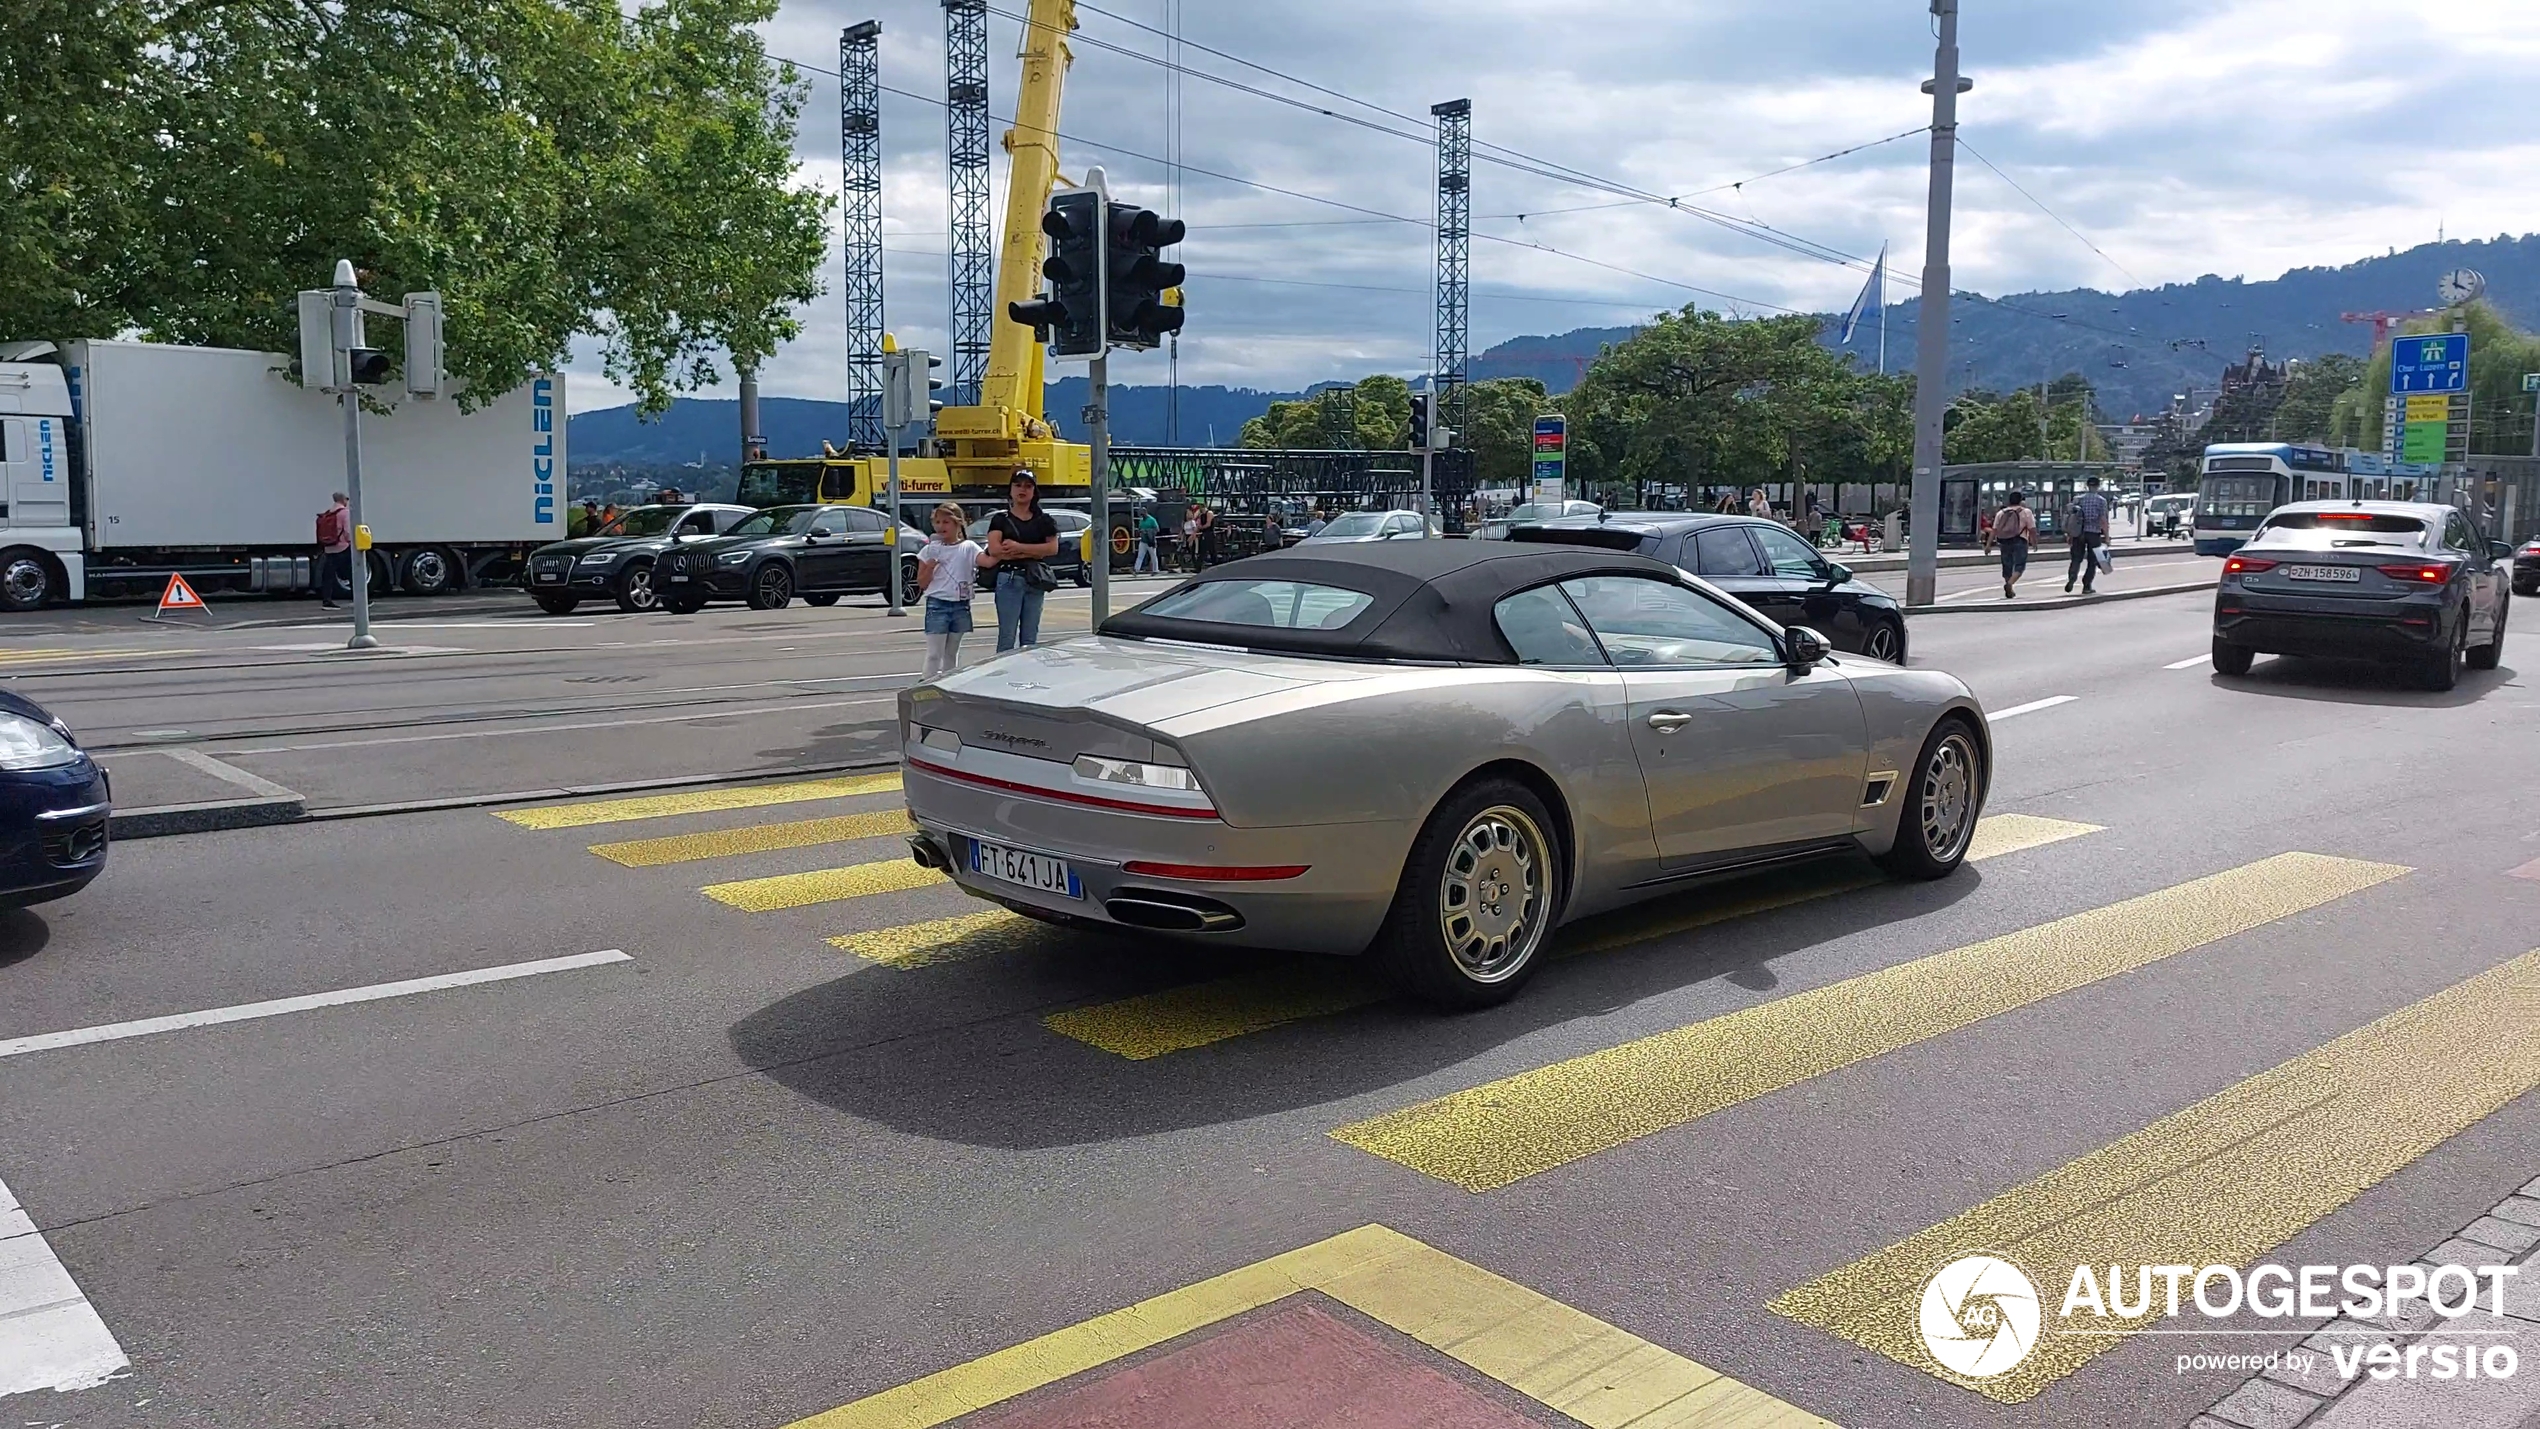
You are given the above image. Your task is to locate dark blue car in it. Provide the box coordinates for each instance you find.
[0,690,109,907]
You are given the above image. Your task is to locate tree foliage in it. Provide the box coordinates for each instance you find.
[0,0,831,413]
[1942,375,2108,464]
[1559,309,1911,498]
[2270,353,2364,444]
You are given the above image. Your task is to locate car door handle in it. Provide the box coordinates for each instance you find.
[1646,710,1694,733]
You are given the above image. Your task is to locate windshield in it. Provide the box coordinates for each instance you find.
[1141,579,1375,630]
[595,507,682,538]
[735,463,821,507]
[2199,475,2282,520]
[1316,513,1389,538]
[723,505,821,538]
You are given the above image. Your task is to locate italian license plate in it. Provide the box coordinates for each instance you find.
[967,837,1082,899]
[2284,565,2360,582]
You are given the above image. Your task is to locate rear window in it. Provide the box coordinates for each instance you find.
[2262,512,2427,534]
[1508,525,1653,553]
[1141,579,1373,630]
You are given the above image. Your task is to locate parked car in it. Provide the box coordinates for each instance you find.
[1509,512,1909,663]
[969,509,1096,587]
[899,539,1987,1007]
[657,504,924,613]
[2512,535,2540,596]
[2212,502,2509,690]
[523,503,755,614]
[1474,500,1602,541]
[1298,510,1441,544]
[0,691,108,908]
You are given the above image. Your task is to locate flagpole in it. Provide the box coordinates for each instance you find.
[1877,243,1889,376]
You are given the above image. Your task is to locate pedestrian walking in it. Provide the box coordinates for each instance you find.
[981,470,1060,652]
[1991,490,2039,599]
[2064,476,2112,594]
[917,502,981,681]
[315,491,353,608]
[1133,508,1161,574]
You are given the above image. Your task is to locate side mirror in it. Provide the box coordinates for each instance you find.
[2492,540,2513,560]
[807,526,833,540]
[1825,562,1852,583]
[1784,625,1831,671]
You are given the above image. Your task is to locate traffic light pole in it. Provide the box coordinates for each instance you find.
[884,424,906,617]
[1420,446,1434,535]
[331,269,378,650]
[1089,352,1111,626]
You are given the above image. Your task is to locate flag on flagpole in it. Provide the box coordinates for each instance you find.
[1839,243,1887,347]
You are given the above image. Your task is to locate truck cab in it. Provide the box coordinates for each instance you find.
[0,361,82,610]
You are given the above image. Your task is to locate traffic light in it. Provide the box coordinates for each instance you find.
[1409,393,1428,451]
[403,291,444,398]
[347,347,392,385]
[1104,203,1186,349]
[881,347,946,433]
[1007,188,1105,358]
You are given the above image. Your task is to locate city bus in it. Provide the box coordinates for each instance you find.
[2194,443,2441,555]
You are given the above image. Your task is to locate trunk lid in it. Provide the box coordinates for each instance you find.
[906,637,1348,762]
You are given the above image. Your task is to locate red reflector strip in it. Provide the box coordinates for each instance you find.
[906,755,1218,819]
[1121,860,1310,881]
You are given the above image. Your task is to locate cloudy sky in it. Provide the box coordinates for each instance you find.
[568,0,2540,412]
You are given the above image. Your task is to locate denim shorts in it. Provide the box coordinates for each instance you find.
[923,598,973,634]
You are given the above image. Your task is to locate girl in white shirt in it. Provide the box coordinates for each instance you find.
[917,502,982,680]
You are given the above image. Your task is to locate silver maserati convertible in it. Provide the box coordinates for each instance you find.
[898,540,1987,1006]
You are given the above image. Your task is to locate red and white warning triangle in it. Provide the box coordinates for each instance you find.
[156,573,206,615]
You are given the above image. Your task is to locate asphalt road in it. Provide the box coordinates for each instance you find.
[1,578,2534,1429]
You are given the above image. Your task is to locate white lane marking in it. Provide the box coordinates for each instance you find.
[1987,695,2078,722]
[220,694,896,755]
[161,747,298,800]
[275,621,594,630]
[0,1174,127,1399]
[1935,584,2004,603]
[0,950,631,1061]
[2165,654,2212,670]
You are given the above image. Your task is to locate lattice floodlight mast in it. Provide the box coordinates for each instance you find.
[1432,99,1471,445]
[840,21,885,452]
[944,0,993,410]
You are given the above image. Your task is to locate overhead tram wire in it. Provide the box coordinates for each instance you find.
[1955,136,2141,287]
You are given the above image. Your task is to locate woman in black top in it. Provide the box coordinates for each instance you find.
[981,470,1062,650]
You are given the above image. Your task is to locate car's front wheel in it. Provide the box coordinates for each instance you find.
[1861,617,1904,663]
[612,561,659,613]
[1877,717,1984,881]
[747,563,793,610]
[2469,594,2507,671]
[1372,777,1562,1009]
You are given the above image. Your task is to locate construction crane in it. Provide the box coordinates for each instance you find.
[749,0,1092,519]
[2340,309,2437,352]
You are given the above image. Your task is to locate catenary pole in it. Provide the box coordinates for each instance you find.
[1907,0,1963,608]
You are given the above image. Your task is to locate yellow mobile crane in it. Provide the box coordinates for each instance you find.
[737,0,1093,516]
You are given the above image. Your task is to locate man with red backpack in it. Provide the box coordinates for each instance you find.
[316,492,352,608]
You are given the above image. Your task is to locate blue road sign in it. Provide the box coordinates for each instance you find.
[2391,333,2469,395]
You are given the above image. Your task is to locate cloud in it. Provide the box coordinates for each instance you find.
[572,0,2540,415]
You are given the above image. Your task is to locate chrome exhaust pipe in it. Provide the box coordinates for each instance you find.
[907,833,948,872]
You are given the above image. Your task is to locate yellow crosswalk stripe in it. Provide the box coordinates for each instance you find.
[1044,961,1383,1060]
[702,857,943,912]
[0,647,147,667]
[494,772,901,830]
[1042,814,2102,1061]
[1330,851,2406,1192]
[1772,947,2540,1404]
[831,910,1038,968]
[589,808,911,867]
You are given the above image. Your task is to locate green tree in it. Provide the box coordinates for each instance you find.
[3,0,830,414]
[0,0,158,338]
[1942,377,2107,464]
[2271,353,2364,443]
[1461,377,1552,487]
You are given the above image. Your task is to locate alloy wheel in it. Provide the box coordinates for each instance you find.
[1918,729,1979,864]
[1864,620,1901,661]
[1434,804,1548,983]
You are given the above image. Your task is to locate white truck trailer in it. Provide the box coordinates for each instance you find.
[0,339,563,607]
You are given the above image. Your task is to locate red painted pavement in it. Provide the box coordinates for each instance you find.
[964,1297,1554,1429]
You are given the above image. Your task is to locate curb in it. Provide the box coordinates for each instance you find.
[1844,541,2197,575]
[110,794,306,839]
[1909,579,2216,614]
[105,757,904,840]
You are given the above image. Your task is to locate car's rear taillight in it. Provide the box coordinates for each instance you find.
[2223,555,2275,575]
[2377,562,2457,584]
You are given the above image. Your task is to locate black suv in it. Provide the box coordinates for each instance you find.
[1511,513,1908,662]
[657,504,924,613]
[524,503,754,614]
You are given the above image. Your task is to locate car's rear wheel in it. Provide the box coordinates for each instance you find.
[802,592,840,607]
[532,593,580,616]
[2421,612,2466,691]
[747,564,793,610]
[611,561,658,613]
[1877,717,1984,881]
[2211,639,2253,676]
[2469,594,2507,671]
[1861,617,1904,663]
[1372,778,1561,1009]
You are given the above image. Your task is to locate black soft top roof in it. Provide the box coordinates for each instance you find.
[1098,541,1683,663]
